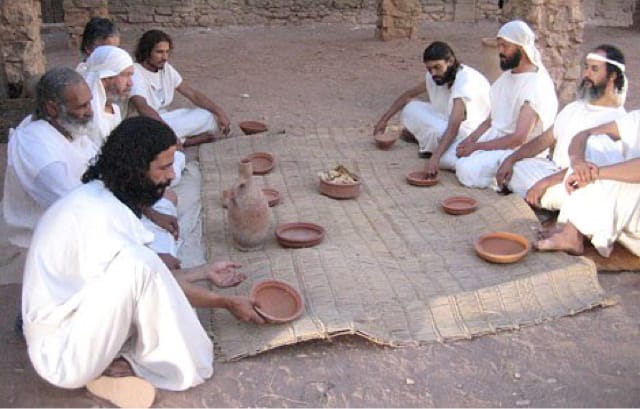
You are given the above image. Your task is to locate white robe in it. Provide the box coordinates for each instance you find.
[400,64,491,169]
[2,116,98,248]
[456,68,558,189]
[557,110,640,257]
[508,100,626,206]
[131,62,218,143]
[22,180,213,390]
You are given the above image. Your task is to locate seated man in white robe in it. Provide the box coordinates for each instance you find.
[78,16,120,62]
[129,29,231,147]
[373,41,490,176]
[78,45,185,267]
[3,67,97,249]
[496,45,628,207]
[455,20,558,190]
[22,117,264,409]
[536,111,640,257]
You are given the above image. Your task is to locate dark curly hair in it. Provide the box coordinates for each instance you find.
[82,117,177,217]
[423,41,461,88]
[134,29,173,63]
[593,44,626,93]
[80,17,119,58]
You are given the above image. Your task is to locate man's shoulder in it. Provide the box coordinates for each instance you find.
[455,65,490,87]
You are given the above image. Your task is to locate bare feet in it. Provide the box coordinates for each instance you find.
[536,223,564,240]
[103,358,135,377]
[535,222,584,255]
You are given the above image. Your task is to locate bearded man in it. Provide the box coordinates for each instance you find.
[3,67,97,248]
[22,117,264,408]
[454,20,558,190]
[373,41,491,177]
[496,45,628,209]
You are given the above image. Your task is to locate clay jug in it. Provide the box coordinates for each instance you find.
[227,159,270,251]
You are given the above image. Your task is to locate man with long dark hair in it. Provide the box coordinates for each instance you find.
[374,41,491,178]
[21,117,263,408]
[129,29,231,147]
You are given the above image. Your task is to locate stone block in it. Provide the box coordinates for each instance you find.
[128,13,154,23]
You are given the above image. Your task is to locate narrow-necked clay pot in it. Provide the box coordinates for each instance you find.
[227,160,270,251]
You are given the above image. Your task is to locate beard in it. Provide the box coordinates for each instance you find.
[432,64,457,86]
[136,177,171,209]
[57,108,92,139]
[499,49,522,71]
[106,87,130,104]
[577,78,607,101]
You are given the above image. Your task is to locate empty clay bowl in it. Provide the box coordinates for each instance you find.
[243,152,274,175]
[250,279,304,323]
[441,196,479,215]
[223,188,280,208]
[319,177,361,199]
[275,222,325,248]
[474,231,531,264]
[406,171,439,187]
[374,132,399,150]
[239,120,268,135]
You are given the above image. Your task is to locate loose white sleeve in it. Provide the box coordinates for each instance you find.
[615,110,640,159]
[31,162,81,208]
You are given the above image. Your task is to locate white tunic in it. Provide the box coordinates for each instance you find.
[509,100,626,204]
[131,62,217,143]
[22,180,213,390]
[400,64,491,167]
[456,68,558,189]
[557,110,640,257]
[2,116,98,248]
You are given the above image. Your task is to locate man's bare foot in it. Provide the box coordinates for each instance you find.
[535,222,584,255]
[104,358,135,377]
[536,223,564,240]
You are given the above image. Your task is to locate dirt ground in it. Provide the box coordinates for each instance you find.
[1,20,640,407]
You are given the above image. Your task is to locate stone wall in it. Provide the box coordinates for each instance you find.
[63,0,109,49]
[583,0,635,27]
[0,0,46,99]
[502,0,584,107]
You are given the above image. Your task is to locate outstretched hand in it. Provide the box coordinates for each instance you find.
[205,261,246,288]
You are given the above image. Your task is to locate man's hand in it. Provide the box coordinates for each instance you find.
[424,156,440,179]
[564,172,593,194]
[158,253,181,270]
[456,138,477,158]
[526,179,549,207]
[570,160,599,186]
[496,157,515,190]
[373,119,387,136]
[148,210,179,240]
[205,261,246,288]
[218,112,231,136]
[226,295,265,324]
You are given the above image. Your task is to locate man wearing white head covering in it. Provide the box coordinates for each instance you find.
[498,45,628,209]
[78,45,185,263]
[455,20,558,190]
[3,67,97,248]
[535,112,640,257]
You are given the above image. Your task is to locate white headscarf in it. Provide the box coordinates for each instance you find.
[77,45,133,146]
[497,20,544,70]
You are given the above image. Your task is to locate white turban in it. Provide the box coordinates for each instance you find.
[76,45,133,146]
[497,20,543,70]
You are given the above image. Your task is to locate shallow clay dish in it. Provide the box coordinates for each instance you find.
[243,152,274,175]
[406,171,439,187]
[262,188,281,207]
[474,231,531,264]
[250,279,304,323]
[239,120,268,135]
[222,188,280,208]
[374,132,399,150]
[275,222,325,248]
[441,196,479,215]
[319,177,361,199]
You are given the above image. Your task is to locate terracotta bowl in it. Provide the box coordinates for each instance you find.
[441,196,478,215]
[239,120,268,135]
[250,279,304,324]
[406,171,439,187]
[243,152,275,175]
[374,132,399,150]
[319,177,361,199]
[474,231,531,264]
[275,222,325,248]
[222,188,280,208]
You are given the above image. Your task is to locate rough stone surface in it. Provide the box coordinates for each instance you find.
[62,0,108,49]
[375,0,422,40]
[0,0,45,98]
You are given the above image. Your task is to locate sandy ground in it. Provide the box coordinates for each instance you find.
[1,21,639,407]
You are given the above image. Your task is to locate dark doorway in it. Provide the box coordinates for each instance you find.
[41,0,64,24]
